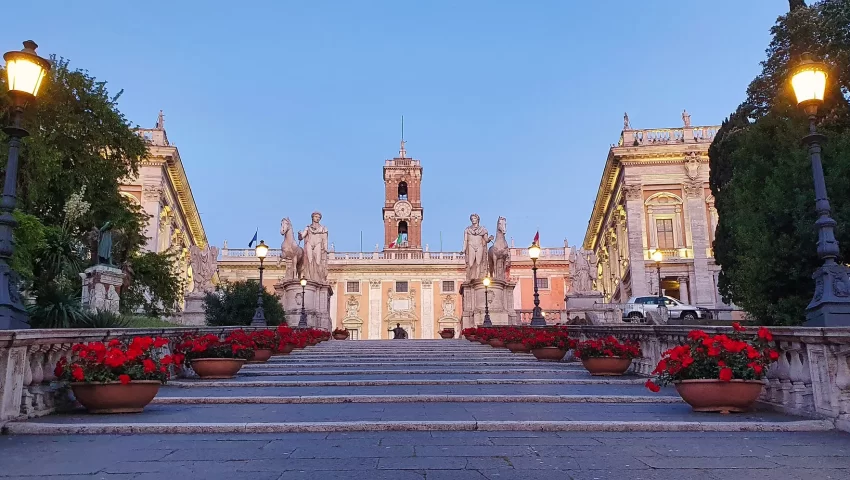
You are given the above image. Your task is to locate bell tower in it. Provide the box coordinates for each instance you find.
[383,140,423,251]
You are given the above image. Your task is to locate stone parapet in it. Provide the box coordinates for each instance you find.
[564,325,850,432]
[0,326,266,424]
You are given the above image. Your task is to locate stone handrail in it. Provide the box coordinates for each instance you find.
[565,325,850,431]
[0,326,266,423]
[618,126,720,147]
[219,247,567,261]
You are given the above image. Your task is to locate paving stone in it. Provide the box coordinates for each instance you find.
[377,457,467,470]
[636,455,780,469]
[415,445,534,457]
[289,444,414,458]
[279,471,424,480]
[423,470,490,480]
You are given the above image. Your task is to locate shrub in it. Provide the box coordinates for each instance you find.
[203,280,285,326]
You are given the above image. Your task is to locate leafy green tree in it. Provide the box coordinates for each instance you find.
[709,0,850,325]
[204,281,286,326]
[120,251,185,317]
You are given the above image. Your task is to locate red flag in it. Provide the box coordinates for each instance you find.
[532,231,539,245]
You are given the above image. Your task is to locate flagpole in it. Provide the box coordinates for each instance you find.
[439,231,442,253]
[360,231,362,253]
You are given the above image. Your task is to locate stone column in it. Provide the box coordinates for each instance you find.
[368,279,382,339]
[685,182,715,306]
[677,276,690,304]
[622,184,650,297]
[421,279,434,339]
[141,183,164,253]
[329,286,338,329]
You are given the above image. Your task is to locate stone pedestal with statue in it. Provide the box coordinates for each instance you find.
[459,214,518,328]
[564,249,605,322]
[80,265,125,313]
[181,292,207,326]
[275,279,333,330]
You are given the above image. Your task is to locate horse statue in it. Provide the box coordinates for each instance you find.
[488,216,510,281]
[278,217,304,281]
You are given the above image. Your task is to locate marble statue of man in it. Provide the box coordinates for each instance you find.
[463,213,493,282]
[189,245,219,293]
[298,211,329,283]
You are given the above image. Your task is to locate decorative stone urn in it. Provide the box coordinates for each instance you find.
[333,332,350,340]
[531,347,567,362]
[71,381,160,414]
[506,342,530,353]
[581,357,632,376]
[488,338,506,348]
[191,358,246,379]
[275,344,296,355]
[675,380,765,413]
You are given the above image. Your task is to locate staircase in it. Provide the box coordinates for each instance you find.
[5,340,829,434]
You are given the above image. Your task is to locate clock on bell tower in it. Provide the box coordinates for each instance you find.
[383,140,424,251]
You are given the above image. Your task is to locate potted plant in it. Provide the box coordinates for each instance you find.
[55,336,177,413]
[645,323,780,413]
[523,331,574,361]
[488,331,506,348]
[440,328,455,339]
[176,331,254,379]
[333,328,350,340]
[476,328,494,345]
[574,336,641,376]
[248,329,276,363]
[462,327,478,341]
[502,327,532,353]
[274,326,297,355]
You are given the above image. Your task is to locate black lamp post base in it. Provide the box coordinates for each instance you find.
[298,312,308,328]
[0,265,28,330]
[250,307,267,327]
[805,264,850,327]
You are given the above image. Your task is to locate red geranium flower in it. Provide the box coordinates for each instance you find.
[719,367,733,382]
[119,374,131,385]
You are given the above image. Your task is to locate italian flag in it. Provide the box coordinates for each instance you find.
[389,233,403,248]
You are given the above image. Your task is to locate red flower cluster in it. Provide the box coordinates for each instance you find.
[521,328,576,351]
[645,325,779,392]
[174,330,256,365]
[332,327,348,335]
[250,329,277,350]
[55,336,175,385]
[461,327,478,338]
[274,325,329,351]
[440,328,455,335]
[574,336,641,360]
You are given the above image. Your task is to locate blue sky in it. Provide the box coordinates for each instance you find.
[4,1,788,252]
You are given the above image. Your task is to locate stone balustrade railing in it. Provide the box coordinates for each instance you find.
[0,326,265,423]
[618,126,720,147]
[565,325,850,432]
[219,247,568,261]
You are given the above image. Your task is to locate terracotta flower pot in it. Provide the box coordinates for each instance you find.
[275,343,295,355]
[71,380,160,414]
[581,357,632,376]
[531,347,567,362]
[466,335,477,342]
[675,379,765,414]
[191,358,246,379]
[333,333,349,340]
[248,349,273,363]
[488,338,506,348]
[506,342,530,353]
[478,337,489,345]
[440,332,454,339]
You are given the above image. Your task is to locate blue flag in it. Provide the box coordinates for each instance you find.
[248,229,258,248]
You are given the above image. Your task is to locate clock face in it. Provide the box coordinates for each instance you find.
[394,201,412,218]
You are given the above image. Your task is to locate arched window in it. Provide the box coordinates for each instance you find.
[398,181,408,200]
[398,221,408,246]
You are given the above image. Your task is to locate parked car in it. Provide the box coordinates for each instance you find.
[622,296,710,322]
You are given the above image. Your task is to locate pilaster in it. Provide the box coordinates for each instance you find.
[623,184,650,297]
[368,279,382,339]
[422,279,434,339]
[684,182,714,306]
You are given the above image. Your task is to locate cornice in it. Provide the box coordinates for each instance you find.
[149,152,208,249]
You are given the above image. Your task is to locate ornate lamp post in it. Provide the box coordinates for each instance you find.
[791,53,850,326]
[1,41,50,330]
[299,277,308,328]
[250,240,269,326]
[651,250,663,298]
[482,276,492,326]
[528,242,546,326]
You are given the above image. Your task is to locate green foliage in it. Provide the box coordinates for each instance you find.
[204,281,285,327]
[120,251,185,317]
[81,310,131,329]
[11,210,47,287]
[709,0,850,325]
[27,284,88,329]
[122,315,181,328]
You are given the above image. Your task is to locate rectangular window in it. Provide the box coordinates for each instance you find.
[535,278,549,290]
[442,280,455,293]
[395,281,409,293]
[656,218,675,249]
[345,281,360,294]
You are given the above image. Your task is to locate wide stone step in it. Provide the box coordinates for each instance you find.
[235,369,587,378]
[154,383,670,397]
[169,377,647,387]
[247,361,562,368]
[150,394,682,405]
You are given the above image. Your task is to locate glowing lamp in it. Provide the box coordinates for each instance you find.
[528,243,541,260]
[300,278,307,287]
[255,240,269,259]
[4,41,51,99]
[651,250,663,263]
[483,277,491,287]
[791,53,828,115]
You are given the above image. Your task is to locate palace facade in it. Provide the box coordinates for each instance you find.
[216,141,571,338]
[583,112,734,315]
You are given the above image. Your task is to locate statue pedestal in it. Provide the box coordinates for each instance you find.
[275,279,333,330]
[181,292,207,326]
[80,265,125,313]
[461,279,518,328]
[564,291,605,323]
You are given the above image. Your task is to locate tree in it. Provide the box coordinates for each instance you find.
[204,281,286,326]
[120,251,185,317]
[709,0,850,325]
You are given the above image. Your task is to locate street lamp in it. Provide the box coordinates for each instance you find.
[1,41,51,330]
[651,250,663,298]
[298,277,308,328]
[250,240,268,326]
[528,242,545,326]
[791,53,850,326]
[482,276,492,326]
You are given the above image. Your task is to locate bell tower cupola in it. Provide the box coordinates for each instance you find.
[383,139,423,251]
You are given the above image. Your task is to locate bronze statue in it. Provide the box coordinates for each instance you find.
[392,323,407,339]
